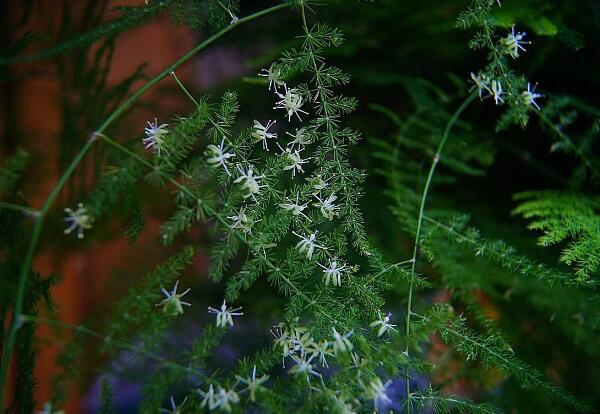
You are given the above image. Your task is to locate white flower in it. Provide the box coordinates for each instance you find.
[310,174,329,192]
[370,312,397,337]
[234,165,266,201]
[490,79,504,105]
[227,207,257,234]
[63,203,93,239]
[198,385,219,411]
[307,339,333,367]
[289,354,321,381]
[143,118,169,156]
[236,365,269,402]
[522,82,543,110]
[155,280,191,316]
[208,300,243,328]
[206,137,235,175]
[279,193,310,220]
[314,193,339,220]
[470,72,490,98]
[259,64,285,91]
[272,323,315,366]
[216,387,240,412]
[251,120,277,151]
[501,25,530,59]
[274,86,308,121]
[286,128,313,150]
[331,327,353,354]
[293,231,326,259]
[318,258,349,286]
[363,378,393,413]
[161,396,188,414]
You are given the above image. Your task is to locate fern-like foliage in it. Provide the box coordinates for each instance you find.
[513,191,600,281]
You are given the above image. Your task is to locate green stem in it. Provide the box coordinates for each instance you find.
[0,2,296,404]
[0,202,39,217]
[403,92,476,413]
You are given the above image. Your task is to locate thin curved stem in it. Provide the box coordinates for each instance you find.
[0,202,39,217]
[403,92,476,413]
[0,2,296,403]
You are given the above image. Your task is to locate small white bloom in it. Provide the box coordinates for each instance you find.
[251,120,277,151]
[293,231,326,259]
[490,79,504,105]
[206,137,235,175]
[161,396,188,414]
[331,327,353,354]
[227,207,257,234]
[63,203,93,239]
[274,86,308,121]
[310,174,329,192]
[363,378,393,413]
[277,143,309,177]
[286,128,313,150]
[314,193,339,220]
[318,258,349,286]
[370,312,397,337]
[155,280,191,316]
[208,300,243,328]
[236,365,269,402]
[470,72,490,98]
[259,64,285,91]
[216,387,240,412]
[501,25,530,59]
[307,339,333,367]
[198,385,219,411]
[522,82,543,110]
[279,193,310,220]
[143,118,169,156]
[289,354,321,381]
[234,165,266,201]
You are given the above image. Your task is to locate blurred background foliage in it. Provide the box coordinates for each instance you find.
[1,0,599,412]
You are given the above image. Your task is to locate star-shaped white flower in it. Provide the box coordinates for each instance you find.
[286,128,313,150]
[208,300,243,328]
[470,72,490,99]
[370,312,397,337]
[318,258,349,286]
[143,118,169,156]
[236,365,269,402]
[258,64,285,91]
[198,385,219,411]
[227,207,257,234]
[293,231,326,259]
[216,387,240,412]
[522,82,543,110]
[274,86,308,121]
[206,137,235,175]
[314,193,339,220]
[289,354,321,382]
[63,203,93,239]
[279,193,310,220]
[307,339,333,367]
[501,25,530,59]
[331,327,353,354]
[363,377,393,413]
[489,79,504,105]
[251,120,277,151]
[155,280,191,316]
[234,165,266,201]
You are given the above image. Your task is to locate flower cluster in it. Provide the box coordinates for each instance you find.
[272,322,355,380]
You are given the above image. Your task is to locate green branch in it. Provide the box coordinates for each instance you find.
[0,1,296,404]
[403,92,476,413]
